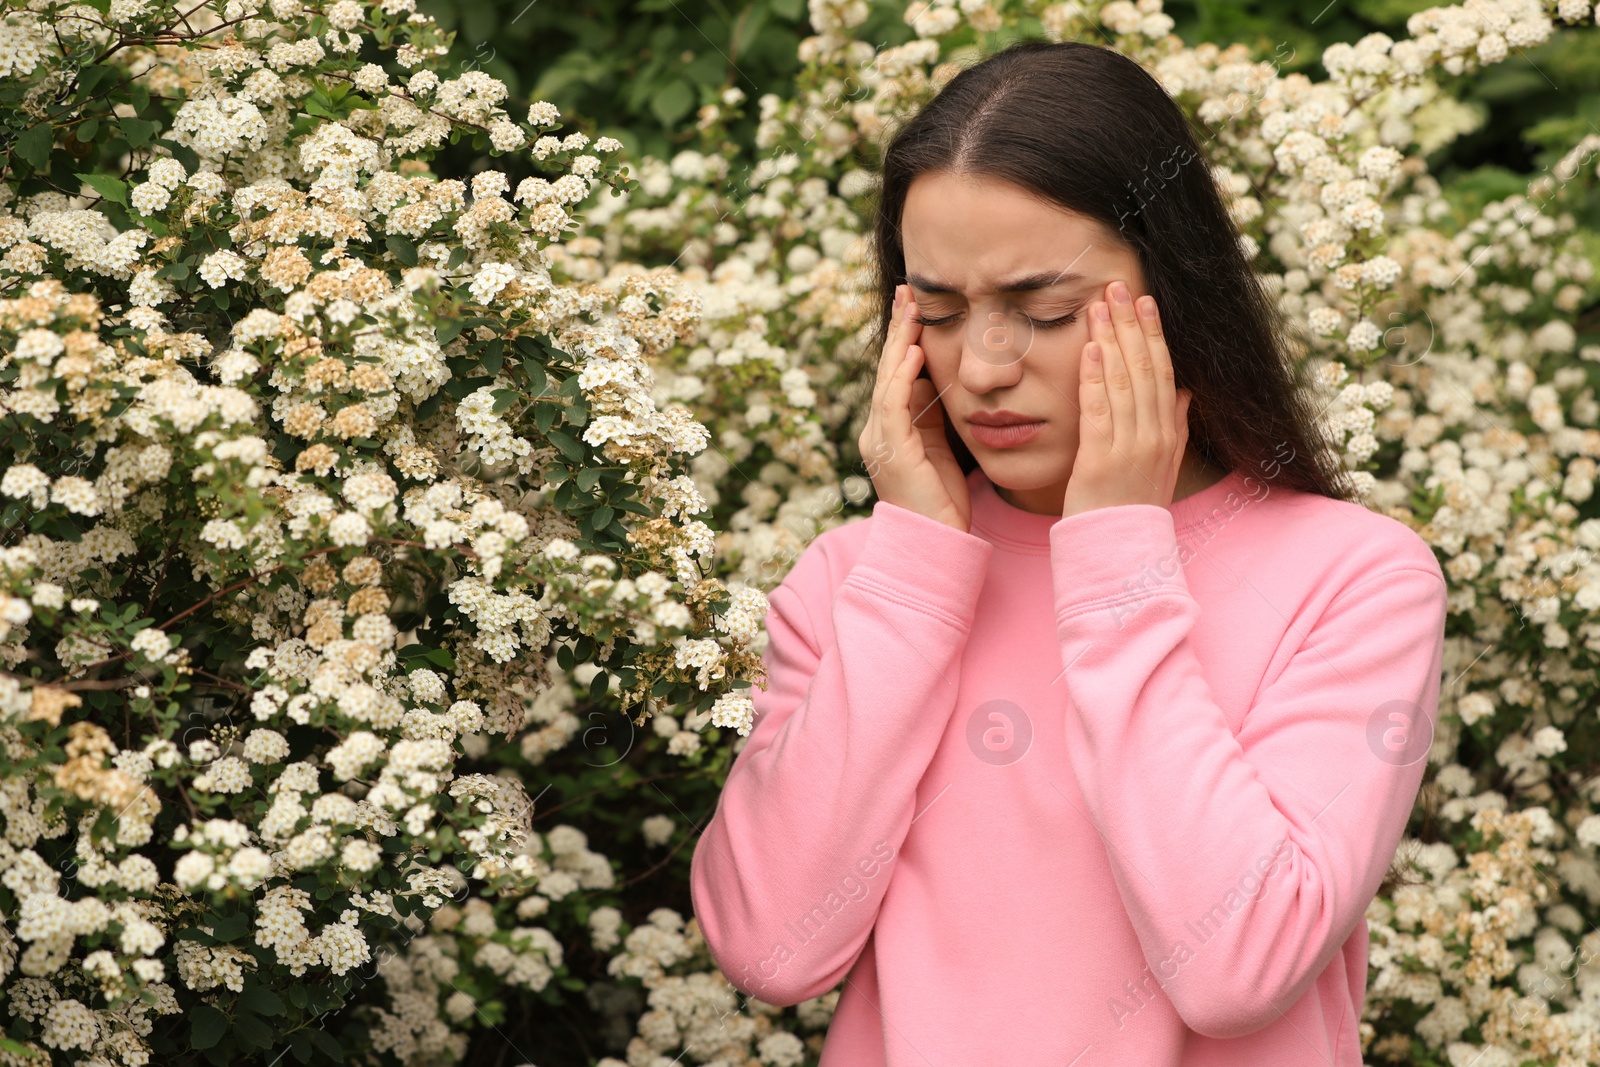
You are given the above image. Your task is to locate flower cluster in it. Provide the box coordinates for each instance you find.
[0,0,765,1063]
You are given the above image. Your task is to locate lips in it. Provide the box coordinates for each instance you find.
[967,411,1043,427]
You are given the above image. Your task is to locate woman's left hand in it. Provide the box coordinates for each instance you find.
[1062,279,1192,519]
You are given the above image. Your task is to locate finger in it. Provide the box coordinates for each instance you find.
[1136,293,1177,447]
[1108,281,1158,444]
[1078,337,1112,460]
[883,334,925,458]
[1091,298,1136,442]
[873,284,909,401]
[866,285,918,470]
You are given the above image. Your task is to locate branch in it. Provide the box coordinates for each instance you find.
[0,668,157,692]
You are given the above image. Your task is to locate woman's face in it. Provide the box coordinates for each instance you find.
[900,169,1151,515]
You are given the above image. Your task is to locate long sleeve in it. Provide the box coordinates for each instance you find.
[1048,504,1447,1040]
[690,500,994,1006]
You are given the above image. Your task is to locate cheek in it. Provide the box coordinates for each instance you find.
[920,337,961,381]
[1040,331,1086,397]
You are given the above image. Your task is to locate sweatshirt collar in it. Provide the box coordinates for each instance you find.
[965,464,1251,549]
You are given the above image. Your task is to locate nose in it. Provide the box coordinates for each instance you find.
[958,307,1032,391]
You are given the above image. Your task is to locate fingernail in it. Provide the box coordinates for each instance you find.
[1138,296,1156,319]
[1093,302,1111,323]
[1111,281,1131,305]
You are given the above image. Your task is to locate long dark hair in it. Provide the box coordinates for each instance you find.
[865,38,1355,503]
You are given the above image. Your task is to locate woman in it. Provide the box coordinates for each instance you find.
[689,38,1447,1067]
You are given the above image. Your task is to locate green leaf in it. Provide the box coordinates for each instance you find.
[78,173,127,205]
[385,234,418,267]
[534,402,557,435]
[592,505,613,530]
[119,118,159,147]
[731,3,770,57]
[546,429,585,463]
[522,358,547,396]
[480,339,504,375]
[234,1012,273,1049]
[650,81,694,126]
[190,1004,228,1050]
[155,138,199,173]
[208,913,248,941]
[490,388,517,415]
[305,985,343,1015]
[77,63,118,95]
[0,1036,45,1061]
[238,983,286,1017]
[15,123,53,171]
[305,1027,344,1062]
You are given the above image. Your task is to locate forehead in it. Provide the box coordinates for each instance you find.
[900,170,1134,295]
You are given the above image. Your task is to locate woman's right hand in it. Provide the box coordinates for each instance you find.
[858,283,973,533]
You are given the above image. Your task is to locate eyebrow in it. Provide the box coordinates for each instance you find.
[905,269,1092,295]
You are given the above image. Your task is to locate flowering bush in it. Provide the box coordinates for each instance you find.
[0,0,770,1063]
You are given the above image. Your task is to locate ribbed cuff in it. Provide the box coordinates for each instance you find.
[1050,505,1191,625]
[844,499,994,632]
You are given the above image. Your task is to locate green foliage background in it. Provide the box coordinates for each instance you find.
[425,0,1600,191]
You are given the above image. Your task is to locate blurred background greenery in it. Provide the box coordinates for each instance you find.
[422,0,1600,216]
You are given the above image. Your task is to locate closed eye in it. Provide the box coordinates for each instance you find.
[1028,311,1080,329]
[911,311,1081,329]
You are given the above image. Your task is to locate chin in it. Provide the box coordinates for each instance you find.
[976,456,1068,486]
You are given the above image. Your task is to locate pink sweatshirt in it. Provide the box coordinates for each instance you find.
[690,462,1447,1066]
